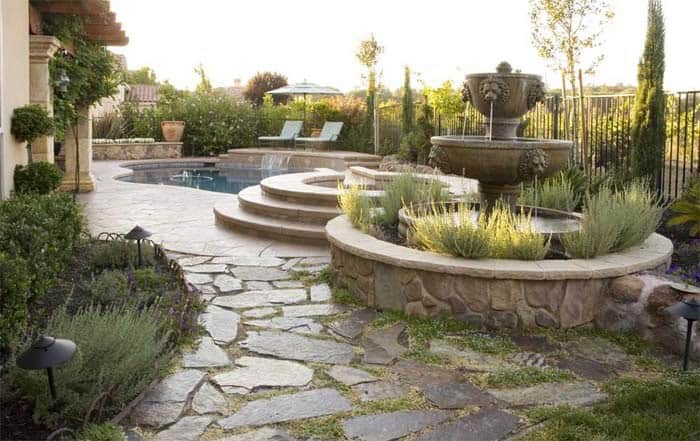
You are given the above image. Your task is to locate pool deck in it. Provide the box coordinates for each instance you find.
[79,160,329,257]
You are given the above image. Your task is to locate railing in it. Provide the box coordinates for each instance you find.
[378,91,700,200]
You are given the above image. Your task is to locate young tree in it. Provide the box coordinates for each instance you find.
[402,66,414,134]
[194,63,212,94]
[356,34,383,146]
[125,67,157,85]
[425,81,466,117]
[243,72,288,106]
[529,0,614,93]
[630,0,665,183]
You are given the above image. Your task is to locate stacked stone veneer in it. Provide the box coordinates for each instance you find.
[327,216,673,331]
[93,142,182,160]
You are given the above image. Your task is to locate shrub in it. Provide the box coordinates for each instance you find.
[132,267,174,305]
[88,270,131,305]
[519,172,580,212]
[10,104,54,144]
[0,252,31,350]
[76,423,125,441]
[338,184,373,231]
[92,112,127,139]
[90,240,154,271]
[243,71,288,106]
[13,162,63,195]
[11,305,172,426]
[375,173,447,226]
[667,176,700,237]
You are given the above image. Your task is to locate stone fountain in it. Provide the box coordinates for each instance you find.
[429,62,572,212]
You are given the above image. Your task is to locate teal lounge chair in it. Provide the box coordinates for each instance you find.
[295,122,343,150]
[258,120,303,147]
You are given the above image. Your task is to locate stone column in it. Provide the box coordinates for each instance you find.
[60,106,95,192]
[29,35,61,163]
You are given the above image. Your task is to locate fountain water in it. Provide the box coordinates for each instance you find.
[260,153,291,170]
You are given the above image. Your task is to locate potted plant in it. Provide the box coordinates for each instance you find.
[10,104,55,160]
[161,120,185,142]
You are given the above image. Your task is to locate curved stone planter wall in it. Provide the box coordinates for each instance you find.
[327,216,673,330]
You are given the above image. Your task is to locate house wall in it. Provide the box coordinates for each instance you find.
[1,0,30,198]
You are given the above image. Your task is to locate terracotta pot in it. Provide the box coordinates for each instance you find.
[160,121,185,142]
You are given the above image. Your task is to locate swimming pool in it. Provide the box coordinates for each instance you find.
[117,165,308,195]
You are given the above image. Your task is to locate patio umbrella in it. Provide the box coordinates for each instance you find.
[267,81,343,122]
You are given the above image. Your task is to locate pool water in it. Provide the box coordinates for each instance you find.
[118,166,306,195]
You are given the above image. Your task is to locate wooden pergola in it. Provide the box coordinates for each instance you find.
[30,0,128,46]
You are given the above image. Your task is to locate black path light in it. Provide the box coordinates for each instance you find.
[125,225,152,267]
[17,336,76,400]
[666,285,700,371]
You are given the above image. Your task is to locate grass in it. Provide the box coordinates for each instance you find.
[331,287,365,307]
[520,374,700,441]
[371,310,467,346]
[286,414,346,439]
[444,333,517,355]
[354,390,428,415]
[480,367,576,389]
[538,326,653,356]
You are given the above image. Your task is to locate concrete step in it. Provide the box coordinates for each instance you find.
[238,186,340,223]
[214,200,327,244]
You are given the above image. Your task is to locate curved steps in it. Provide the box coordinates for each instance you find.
[238,185,340,223]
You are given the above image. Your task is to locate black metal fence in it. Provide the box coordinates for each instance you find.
[378,91,700,199]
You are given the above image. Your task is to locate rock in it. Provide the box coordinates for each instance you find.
[535,309,559,328]
[240,331,355,364]
[177,256,211,266]
[191,382,228,414]
[218,389,352,429]
[199,284,217,294]
[230,267,290,281]
[488,382,607,407]
[213,356,313,394]
[214,274,243,293]
[213,289,307,309]
[423,382,498,409]
[569,337,632,370]
[130,401,184,428]
[390,359,464,389]
[559,279,604,328]
[362,323,408,365]
[352,381,407,402]
[556,357,613,381]
[293,264,328,274]
[273,280,305,289]
[153,416,212,441]
[182,337,232,368]
[246,281,273,290]
[184,263,228,273]
[327,365,377,386]
[185,273,213,285]
[212,256,285,267]
[144,370,206,402]
[242,307,277,318]
[244,316,323,335]
[510,352,549,369]
[217,427,296,441]
[300,256,331,266]
[329,308,376,340]
[428,339,509,372]
[282,304,347,317]
[510,335,558,353]
[413,408,520,441]
[199,305,240,344]
[646,284,680,318]
[310,283,332,302]
[608,276,645,304]
[343,410,451,441]
[281,257,302,271]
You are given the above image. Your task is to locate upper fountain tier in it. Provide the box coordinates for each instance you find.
[463,61,545,139]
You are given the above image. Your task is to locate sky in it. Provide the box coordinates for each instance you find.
[108,0,699,93]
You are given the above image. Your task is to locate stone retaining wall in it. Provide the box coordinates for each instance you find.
[93,142,183,160]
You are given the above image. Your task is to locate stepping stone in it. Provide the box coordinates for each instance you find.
[177,256,211,266]
[293,264,328,273]
[352,381,407,402]
[424,382,499,409]
[213,289,306,309]
[230,267,290,281]
[511,351,549,369]
[242,307,277,318]
[413,407,520,441]
[214,275,243,293]
[153,415,212,441]
[511,335,558,353]
[186,273,213,285]
[487,382,607,407]
[327,365,377,386]
[429,339,510,372]
[201,294,215,303]
[390,359,464,390]
[244,317,323,335]
[130,401,186,428]
[218,388,352,429]
[300,256,331,266]
[144,370,206,402]
[246,281,273,290]
[213,356,313,394]
[191,382,228,414]
[217,427,297,441]
[198,284,217,295]
[273,280,304,289]
[184,263,228,273]
[182,337,231,368]
[569,337,633,370]
[212,256,285,267]
[343,410,451,441]
[199,305,240,345]
[241,331,355,364]
[281,258,302,271]
[556,357,614,381]
[282,304,347,317]
[362,324,408,365]
[329,308,376,340]
[310,283,332,302]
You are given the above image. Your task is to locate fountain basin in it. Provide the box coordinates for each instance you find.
[327,215,672,330]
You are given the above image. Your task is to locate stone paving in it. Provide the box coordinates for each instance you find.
[122,253,667,441]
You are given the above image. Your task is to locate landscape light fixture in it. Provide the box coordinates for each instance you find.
[16,336,76,400]
[125,225,152,267]
[666,295,699,371]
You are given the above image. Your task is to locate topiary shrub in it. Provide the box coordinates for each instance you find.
[10,105,54,145]
[13,162,63,195]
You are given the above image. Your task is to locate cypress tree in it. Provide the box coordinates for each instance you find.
[630,0,665,185]
[402,66,414,134]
